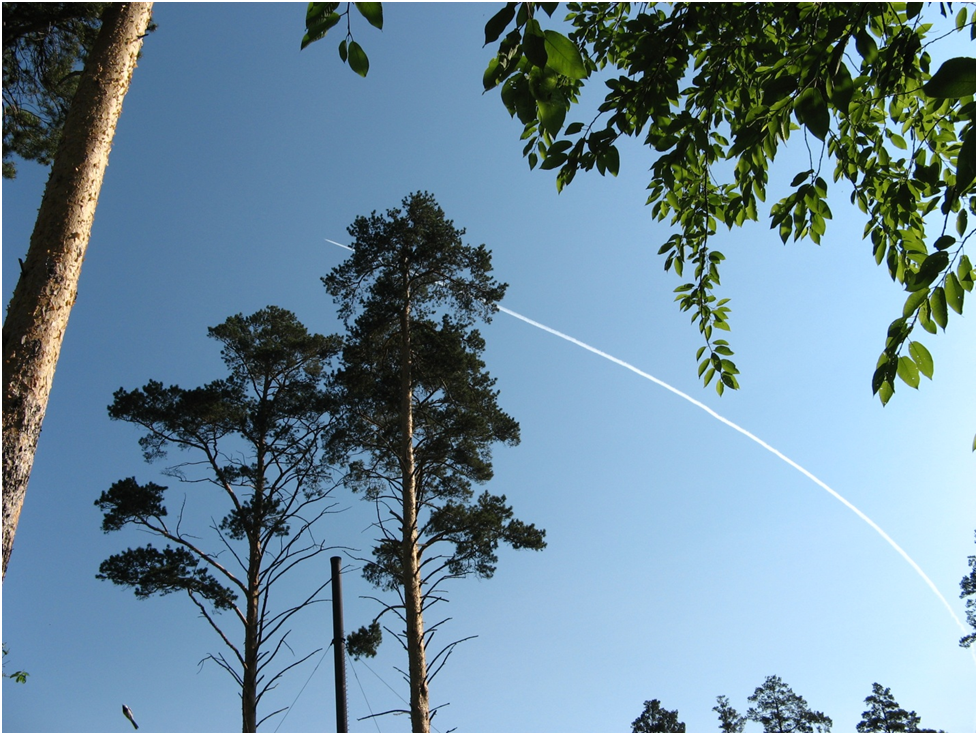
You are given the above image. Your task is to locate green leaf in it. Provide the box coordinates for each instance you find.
[878,379,894,405]
[483,57,499,89]
[930,286,948,329]
[855,30,878,65]
[790,170,813,187]
[934,235,957,251]
[598,146,620,177]
[485,3,517,44]
[543,31,587,79]
[301,11,341,49]
[795,88,830,140]
[945,272,965,314]
[897,356,920,388]
[957,125,975,191]
[537,99,566,137]
[908,341,934,379]
[348,40,369,77]
[523,24,548,67]
[338,38,347,62]
[828,62,854,111]
[539,152,567,170]
[958,254,975,291]
[918,301,938,333]
[923,57,977,98]
[354,2,383,29]
[872,356,895,395]
[902,288,929,318]
[762,74,797,105]
[907,251,949,292]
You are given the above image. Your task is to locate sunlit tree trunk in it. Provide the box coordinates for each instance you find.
[2,2,154,579]
[399,278,430,734]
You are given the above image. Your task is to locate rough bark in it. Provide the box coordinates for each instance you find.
[2,2,154,579]
[399,282,430,734]
[242,556,260,733]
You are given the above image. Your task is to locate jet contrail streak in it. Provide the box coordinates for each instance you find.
[324,237,967,635]
[497,305,967,635]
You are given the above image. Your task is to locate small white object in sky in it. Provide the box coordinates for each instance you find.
[122,704,139,730]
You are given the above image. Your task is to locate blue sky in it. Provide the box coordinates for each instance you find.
[2,3,975,733]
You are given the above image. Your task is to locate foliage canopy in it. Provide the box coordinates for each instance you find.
[482,2,976,404]
[305,2,975,403]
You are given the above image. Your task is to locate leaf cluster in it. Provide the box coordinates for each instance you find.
[346,620,382,659]
[301,2,382,77]
[484,3,976,402]
[2,2,108,177]
[2,644,29,684]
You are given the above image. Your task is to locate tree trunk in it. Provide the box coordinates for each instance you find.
[242,558,260,733]
[1,2,154,579]
[399,287,430,733]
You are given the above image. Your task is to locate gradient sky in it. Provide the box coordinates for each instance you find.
[2,4,975,733]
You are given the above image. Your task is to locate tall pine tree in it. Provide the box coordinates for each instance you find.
[97,307,341,732]
[324,192,545,732]
[856,683,923,733]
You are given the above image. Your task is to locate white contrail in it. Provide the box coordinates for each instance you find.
[325,238,968,635]
[325,238,354,251]
[497,305,968,635]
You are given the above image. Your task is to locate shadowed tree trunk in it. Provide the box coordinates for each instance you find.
[2,2,154,579]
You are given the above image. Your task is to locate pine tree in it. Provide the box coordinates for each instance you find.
[631,699,685,733]
[714,695,746,733]
[3,2,154,580]
[324,191,545,732]
[96,307,341,732]
[856,683,923,733]
[960,553,975,648]
[746,675,833,733]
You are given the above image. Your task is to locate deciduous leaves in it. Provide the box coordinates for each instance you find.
[301,1,382,77]
[482,3,976,404]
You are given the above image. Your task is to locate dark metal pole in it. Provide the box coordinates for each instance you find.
[331,556,348,733]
